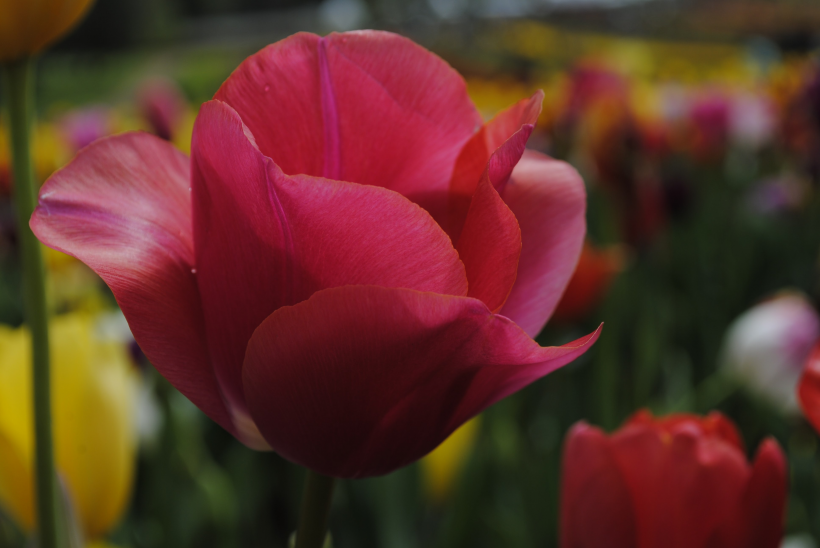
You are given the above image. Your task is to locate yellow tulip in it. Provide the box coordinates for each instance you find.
[0,312,137,540]
[420,416,481,503]
[0,0,96,62]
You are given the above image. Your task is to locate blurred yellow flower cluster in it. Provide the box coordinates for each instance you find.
[0,313,137,541]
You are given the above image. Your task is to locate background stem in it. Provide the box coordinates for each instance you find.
[295,470,335,548]
[2,57,58,548]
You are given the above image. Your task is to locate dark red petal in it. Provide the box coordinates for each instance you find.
[499,152,587,337]
[242,285,600,477]
[560,422,636,548]
[614,424,749,548]
[742,438,788,548]
[191,100,468,415]
[30,133,239,441]
[215,31,481,203]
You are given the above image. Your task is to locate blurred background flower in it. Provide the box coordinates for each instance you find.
[721,292,819,413]
[561,410,787,548]
[0,312,138,542]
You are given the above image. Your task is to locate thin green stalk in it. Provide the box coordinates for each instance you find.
[294,470,335,548]
[2,57,58,548]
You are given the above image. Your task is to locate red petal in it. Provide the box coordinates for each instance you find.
[241,285,600,477]
[191,100,468,415]
[30,133,237,440]
[455,149,523,312]
[450,91,544,198]
[799,342,820,433]
[741,438,787,548]
[215,31,481,203]
[560,423,636,548]
[612,422,749,548]
[440,92,542,239]
[498,152,587,337]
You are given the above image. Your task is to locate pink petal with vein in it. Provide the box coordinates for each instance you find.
[216,31,481,207]
[192,100,468,414]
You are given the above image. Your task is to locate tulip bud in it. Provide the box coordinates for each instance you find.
[561,410,788,548]
[0,312,137,540]
[0,0,96,62]
[721,292,819,412]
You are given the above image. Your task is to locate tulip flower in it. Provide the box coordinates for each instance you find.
[0,313,137,540]
[722,292,819,412]
[561,410,787,548]
[798,343,820,433]
[31,31,598,479]
[0,0,95,62]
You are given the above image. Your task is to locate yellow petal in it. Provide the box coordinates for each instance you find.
[0,313,137,539]
[0,429,34,531]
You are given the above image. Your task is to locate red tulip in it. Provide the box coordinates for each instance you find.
[798,342,820,432]
[30,31,599,478]
[561,410,787,548]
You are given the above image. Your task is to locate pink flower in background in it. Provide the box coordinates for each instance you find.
[31,31,598,477]
[688,92,731,162]
[58,106,112,152]
[137,79,186,141]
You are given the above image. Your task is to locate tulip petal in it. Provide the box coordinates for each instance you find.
[450,91,544,198]
[452,103,537,312]
[192,100,469,414]
[456,173,521,312]
[30,133,236,438]
[799,342,820,433]
[499,152,587,337]
[741,438,787,548]
[215,31,481,202]
[441,92,542,239]
[242,284,600,478]
[560,423,636,548]
[612,422,749,548]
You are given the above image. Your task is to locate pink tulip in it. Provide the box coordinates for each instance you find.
[30,31,598,478]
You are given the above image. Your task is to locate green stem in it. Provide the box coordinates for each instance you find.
[295,470,335,548]
[2,58,57,548]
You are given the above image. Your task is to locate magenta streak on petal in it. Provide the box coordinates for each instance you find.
[318,37,341,181]
[264,161,297,305]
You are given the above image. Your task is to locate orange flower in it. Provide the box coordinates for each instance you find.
[0,0,95,61]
